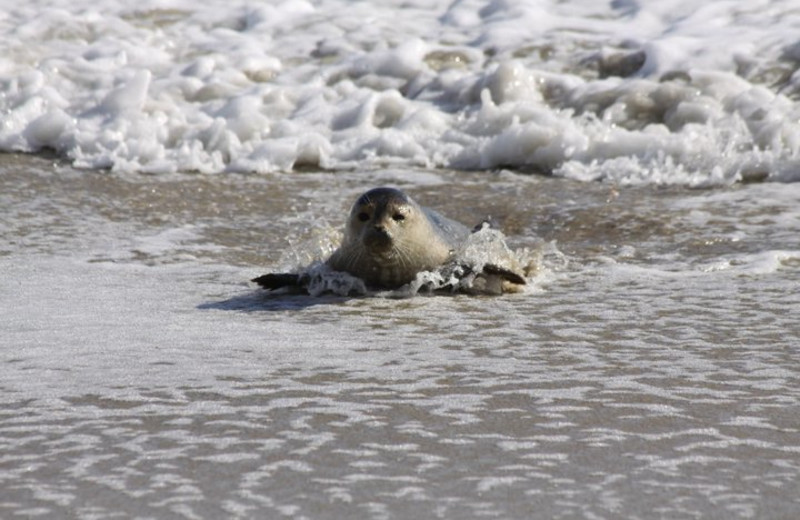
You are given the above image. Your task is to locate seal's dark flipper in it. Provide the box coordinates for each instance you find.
[252,273,302,290]
[483,264,526,285]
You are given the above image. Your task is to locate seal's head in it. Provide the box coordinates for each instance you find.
[345,187,417,256]
[327,187,457,288]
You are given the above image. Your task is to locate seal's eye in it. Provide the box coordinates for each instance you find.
[357,212,370,222]
[392,213,405,222]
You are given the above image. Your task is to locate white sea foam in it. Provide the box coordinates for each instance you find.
[2,0,800,183]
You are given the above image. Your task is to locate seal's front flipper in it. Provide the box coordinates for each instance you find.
[483,263,526,285]
[252,273,302,290]
[433,260,527,295]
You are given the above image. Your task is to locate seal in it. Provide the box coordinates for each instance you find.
[326,187,470,288]
[251,187,527,293]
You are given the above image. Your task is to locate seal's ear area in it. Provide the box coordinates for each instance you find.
[472,216,499,232]
[252,272,302,290]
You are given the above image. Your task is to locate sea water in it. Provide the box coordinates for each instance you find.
[1,1,799,518]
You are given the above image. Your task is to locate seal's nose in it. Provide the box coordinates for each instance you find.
[364,225,392,250]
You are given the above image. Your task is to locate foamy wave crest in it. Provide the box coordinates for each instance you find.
[2,0,800,184]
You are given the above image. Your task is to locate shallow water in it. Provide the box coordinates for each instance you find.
[2,153,799,519]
